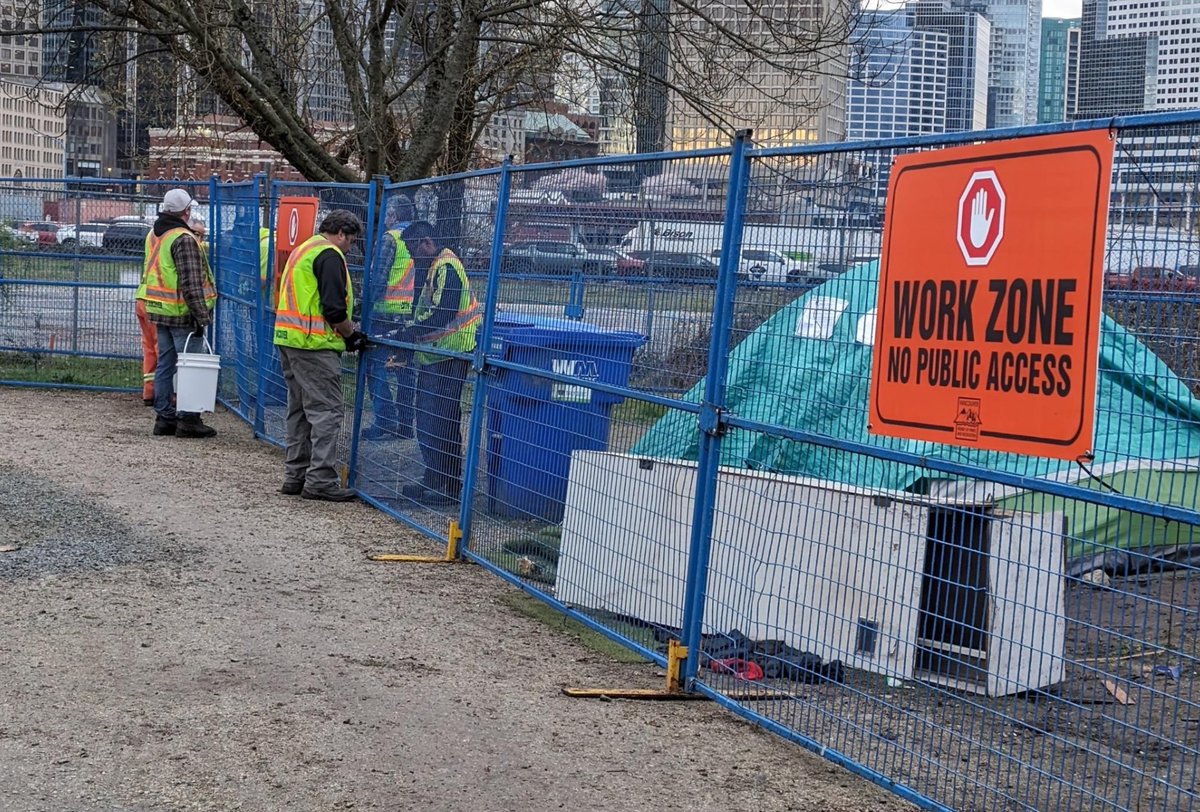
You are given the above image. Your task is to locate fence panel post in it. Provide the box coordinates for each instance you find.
[209,175,223,355]
[255,179,279,438]
[70,189,81,352]
[457,157,514,552]
[346,177,383,488]
[680,130,753,687]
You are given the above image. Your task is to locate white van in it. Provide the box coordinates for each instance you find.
[709,247,812,283]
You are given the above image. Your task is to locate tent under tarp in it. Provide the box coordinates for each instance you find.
[631,261,1200,566]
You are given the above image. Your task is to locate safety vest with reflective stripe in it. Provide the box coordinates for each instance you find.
[374,230,415,318]
[259,227,271,286]
[273,234,354,353]
[413,248,480,365]
[135,227,217,318]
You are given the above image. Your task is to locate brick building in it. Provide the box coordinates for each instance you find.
[147,116,327,181]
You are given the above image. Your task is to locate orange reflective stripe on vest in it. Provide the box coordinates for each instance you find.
[141,230,183,304]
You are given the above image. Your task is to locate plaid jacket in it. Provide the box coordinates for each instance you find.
[145,213,214,329]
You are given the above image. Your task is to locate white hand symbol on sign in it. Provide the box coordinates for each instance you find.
[969,188,994,249]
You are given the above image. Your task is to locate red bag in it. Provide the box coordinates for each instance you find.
[710,658,765,681]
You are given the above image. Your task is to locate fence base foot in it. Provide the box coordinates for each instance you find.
[367,520,463,564]
[562,687,709,701]
[562,639,797,702]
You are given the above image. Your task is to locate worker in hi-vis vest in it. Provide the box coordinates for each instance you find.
[134,213,209,407]
[362,195,416,441]
[272,209,368,503]
[230,223,274,410]
[135,293,158,407]
[135,188,218,439]
[259,226,271,293]
[389,220,481,506]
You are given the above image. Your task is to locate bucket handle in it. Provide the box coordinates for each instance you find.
[183,332,214,356]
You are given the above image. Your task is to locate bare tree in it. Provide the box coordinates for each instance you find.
[9,0,866,182]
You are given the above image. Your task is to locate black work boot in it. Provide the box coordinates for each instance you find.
[152,417,177,436]
[301,485,357,502]
[176,414,217,439]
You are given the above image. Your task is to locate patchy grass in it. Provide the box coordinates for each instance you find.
[613,397,670,424]
[497,589,650,664]
[0,252,135,283]
[0,352,139,388]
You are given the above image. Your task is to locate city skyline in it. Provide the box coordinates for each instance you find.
[878,0,1078,15]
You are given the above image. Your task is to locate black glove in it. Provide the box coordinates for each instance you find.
[192,323,207,337]
[387,325,420,345]
[344,330,370,353]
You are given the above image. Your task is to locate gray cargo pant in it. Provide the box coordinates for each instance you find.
[279,346,344,490]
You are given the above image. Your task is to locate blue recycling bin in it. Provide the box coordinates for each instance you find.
[487,316,646,523]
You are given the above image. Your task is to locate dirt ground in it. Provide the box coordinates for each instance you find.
[0,389,915,812]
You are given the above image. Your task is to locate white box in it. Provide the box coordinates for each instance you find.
[557,451,1065,696]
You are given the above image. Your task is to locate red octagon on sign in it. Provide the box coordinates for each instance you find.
[956,170,1005,266]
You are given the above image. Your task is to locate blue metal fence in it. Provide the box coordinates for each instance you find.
[0,177,213,392]
[3,111,1199,812]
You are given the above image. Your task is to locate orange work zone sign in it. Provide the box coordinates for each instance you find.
[868,129,1114,460]
[272,197,319,310]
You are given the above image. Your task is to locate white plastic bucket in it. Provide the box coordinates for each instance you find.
[176,334,221,413]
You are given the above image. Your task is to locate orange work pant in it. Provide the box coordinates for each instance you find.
[136,299,158,401]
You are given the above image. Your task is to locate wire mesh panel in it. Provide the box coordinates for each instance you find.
[7,113,1200,812]
[652,123,1200,812]
[353,176,494,539]
[453,151,732,658]
[255,180,375,454]
[0,178,209,392]
[213,178,265,423]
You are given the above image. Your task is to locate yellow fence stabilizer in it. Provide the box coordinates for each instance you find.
[368,520,464,564]
[563,639,796,701]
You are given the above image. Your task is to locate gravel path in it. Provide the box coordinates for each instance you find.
[0,389,915,812]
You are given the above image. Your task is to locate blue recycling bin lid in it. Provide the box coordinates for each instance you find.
[493,314,645,348]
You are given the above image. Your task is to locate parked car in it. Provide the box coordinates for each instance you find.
[805,255,880,284]
[629,250,721,280]
[18,221,61,245]
[1106,265,1200,293]
[581,245,645,276]
[102,221,152,255]
[3,221,32,244]
[57,222,110,247]
[707,247,811,283]
[502,240,588,276]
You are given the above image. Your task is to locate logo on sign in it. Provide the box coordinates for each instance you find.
[288,209,300,246]
[956,170,1005,266]
[550,358,599,403]
[953,397,982,441]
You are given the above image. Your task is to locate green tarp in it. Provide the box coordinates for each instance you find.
[631,262,1200,560]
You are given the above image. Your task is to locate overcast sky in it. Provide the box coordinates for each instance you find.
[1043,0,1082,17]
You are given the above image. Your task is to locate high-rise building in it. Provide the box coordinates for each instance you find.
[848,9,950,140]
[911,0,991,132]
[41,0,103,84]
[1038,18,1080,123]
[0,78,65,178]
[0,0,43,79]
[554,37,636,155]
[666,0,848,148]
[954,0,1042,128]
[63,84,119,176]
[1075,0,1200,118]
[296,0,351,124]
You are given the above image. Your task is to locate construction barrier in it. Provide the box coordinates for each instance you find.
[3,111,1200,812]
